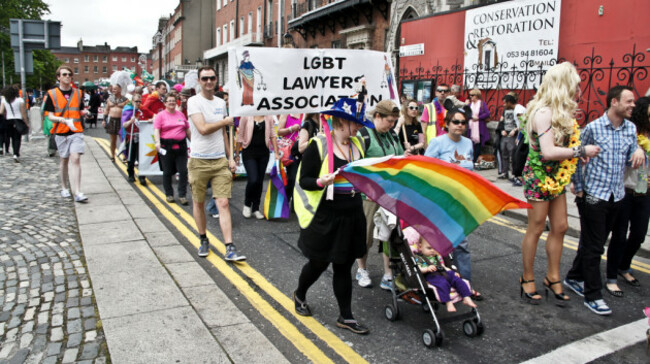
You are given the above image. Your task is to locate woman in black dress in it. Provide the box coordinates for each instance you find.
[292,98,373,335]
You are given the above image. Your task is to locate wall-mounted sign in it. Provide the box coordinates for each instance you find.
[399,44,425,57]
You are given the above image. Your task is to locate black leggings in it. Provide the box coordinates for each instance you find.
[296,259,355,320]
[6,120,22,157]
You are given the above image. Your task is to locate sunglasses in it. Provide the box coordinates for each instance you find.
[437,89,449,93]
[59,73,73,77]
[408,106,418,110]
[450,119,467,125]
[470,94,479,97]
[200,76,217,81]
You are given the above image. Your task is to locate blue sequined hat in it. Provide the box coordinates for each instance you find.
[320,97,374,128]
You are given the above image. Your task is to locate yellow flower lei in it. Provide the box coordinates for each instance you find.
[638,134,650,155]
[536,120,581,195]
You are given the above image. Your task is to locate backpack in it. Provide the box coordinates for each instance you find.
[358,127,401,154]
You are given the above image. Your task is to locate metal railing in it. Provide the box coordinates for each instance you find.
[399,44,649,125]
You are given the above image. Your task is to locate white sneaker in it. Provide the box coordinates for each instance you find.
[253,210,265,220]
[211,213,220,219]
[242,205,252,218]
[356,268,372,288]
[61,189,71,198]
[74,193,88,203]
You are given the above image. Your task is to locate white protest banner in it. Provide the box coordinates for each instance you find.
[137,121,163,176]
[227,47,399,116]
[464,0,561,89]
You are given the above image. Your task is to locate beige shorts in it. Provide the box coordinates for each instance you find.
[55,133,85,158]
[188,157,232,203]
[363,199,380,249]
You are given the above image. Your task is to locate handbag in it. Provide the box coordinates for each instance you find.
[277,135,296,166]
[14,119,29,135]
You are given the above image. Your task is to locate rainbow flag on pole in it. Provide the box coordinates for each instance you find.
[263,161,290,220]
[339,155,531,256]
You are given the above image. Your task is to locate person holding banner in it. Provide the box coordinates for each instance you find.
[293,97,371,335]
[278,113,303,204]
[154,94,191,205]
[122,94,153,185]
[394,98,424,155]
[187,66,244,261]
[236,115,279,219]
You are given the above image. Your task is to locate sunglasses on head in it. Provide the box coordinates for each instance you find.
[200,76,217,81]
[450,119,467,125]
[408,106,418,110]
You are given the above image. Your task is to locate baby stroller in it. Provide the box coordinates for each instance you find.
[384,226,484,348]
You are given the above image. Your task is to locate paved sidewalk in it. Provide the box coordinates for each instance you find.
[0,140,109,364]
[75,137,289,364]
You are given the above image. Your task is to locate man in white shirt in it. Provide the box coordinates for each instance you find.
[187,66,244,261]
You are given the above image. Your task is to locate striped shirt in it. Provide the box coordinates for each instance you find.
[572,113,638,202]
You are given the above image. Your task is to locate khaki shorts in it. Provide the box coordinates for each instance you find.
[55,133,85,158]
[188,157,232,203]
[363,199,380,249]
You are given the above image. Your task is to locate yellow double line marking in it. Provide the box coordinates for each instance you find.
[489,215,650,274]
[94,138,366,364]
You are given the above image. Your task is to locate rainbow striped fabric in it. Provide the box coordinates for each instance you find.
[263,161,290,220]
[340,155,531,255]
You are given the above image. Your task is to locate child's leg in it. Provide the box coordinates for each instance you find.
[448,273,477,308]
[446,301,457,312]
[426,274,452,302]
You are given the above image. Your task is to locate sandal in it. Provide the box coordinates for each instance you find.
[519,276,542,305]
[618,272,641,287]
[543,277,570,307]
[471,290,484,301]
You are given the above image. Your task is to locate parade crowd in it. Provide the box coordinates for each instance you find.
[2,60,649,334]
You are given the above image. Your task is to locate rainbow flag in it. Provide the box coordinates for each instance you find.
[340,155,531,256]
[263,161,290,220]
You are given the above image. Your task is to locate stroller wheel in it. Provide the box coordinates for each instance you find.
[474,319,485,336]
[422,329,436,348]
[384,304,399,321]
[463,319,479,337]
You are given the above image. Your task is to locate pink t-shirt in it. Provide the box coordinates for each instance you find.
[154,110,189,141]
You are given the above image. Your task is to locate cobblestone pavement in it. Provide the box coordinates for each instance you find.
[0,138,109,364]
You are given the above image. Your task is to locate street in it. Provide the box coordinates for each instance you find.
[83,128,650,363]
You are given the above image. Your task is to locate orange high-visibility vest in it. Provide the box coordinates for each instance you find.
[48,88,83,134]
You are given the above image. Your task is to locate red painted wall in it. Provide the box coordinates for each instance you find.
[399,0,650,122]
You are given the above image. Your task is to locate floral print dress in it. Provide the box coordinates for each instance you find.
[523,131,566,201]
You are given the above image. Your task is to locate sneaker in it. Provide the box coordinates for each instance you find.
[166,196,175,203]
[356,268,372,288]
[13,155,19,163]
[138,176,147,186]
[253,210,264,220]
[293,291,312,317]
[211,213,220,219]
[225,244,246,262]
[61,189,72,198]
[198,237,210,257]
[74,193,88,203]
[584,299,612,315]
[242,205,252,218]
[336,317,369,335]
[178,197,189,206]
[563,278,585,297]
[127,175,136,183]
[497,173,508,180]
[380,276,394,291]
[512,178,523,187]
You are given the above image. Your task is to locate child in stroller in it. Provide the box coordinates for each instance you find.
[414,236,477,313]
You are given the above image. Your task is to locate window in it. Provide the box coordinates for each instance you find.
[112,65,117,71]
[217,0,221,10]
[240,17,244,36]
[74,67,79,74]
[93,66,98,73]
[84,55,89,62]
[257,8,262,35]
[122,57,126,62]
[216,28,221,47]
[223,24,228,43]
[84,65,89,72]
[248,12,253,34]
[131,57,136,62]
[230,20,235,42]
[102,66,107,73]
[331,40,342,48]
[223,0,227,7]
[267,0,273,24]
[112,56,117,61]
[103,56,107,63]
[64,57,70,63]
[93,55,98,62]
[74,58,79,63]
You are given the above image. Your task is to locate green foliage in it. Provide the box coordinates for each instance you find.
[0,0,51,89]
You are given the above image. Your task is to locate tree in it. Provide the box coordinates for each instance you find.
[0,0,51,88]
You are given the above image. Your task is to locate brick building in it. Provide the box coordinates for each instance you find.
[52,39,147,85]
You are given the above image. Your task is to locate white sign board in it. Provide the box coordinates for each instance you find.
[399,44,425,57]
[137,121,163,176]
[464,0,561,89]
[227,47,399,116]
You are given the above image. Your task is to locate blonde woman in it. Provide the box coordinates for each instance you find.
[519,62,600,305]
[394,98,424,154]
